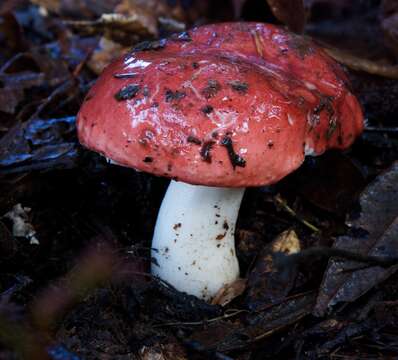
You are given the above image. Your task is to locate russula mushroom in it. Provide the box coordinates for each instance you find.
[77,23,363,301]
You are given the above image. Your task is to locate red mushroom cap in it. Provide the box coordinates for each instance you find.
[77,22,363,187]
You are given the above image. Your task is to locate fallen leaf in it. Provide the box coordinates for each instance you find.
[66,11,157,41]
[0,50,71,118]
[65,0,185,45]
[0,71,44,117]
[211,278,247,306]
[314,161,398,316]
[325,46,398,79]
[3,203,39,245]
[0,115,78,173]
[31,0,119,18]
[190,292,315,353]
[272,229,301,253]
[245,229,301,311]
[87,37,128,75]
[0,71,45,90]
[302,316,375,358]
[157,16,186,33]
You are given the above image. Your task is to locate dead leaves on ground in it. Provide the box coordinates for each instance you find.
[315,161,398,316]
[33,0,191,74]
[65,0,163,42]
[189,292,316,353]
[204,158,398,352]
[194,160,398,353]
[211,278,247,306]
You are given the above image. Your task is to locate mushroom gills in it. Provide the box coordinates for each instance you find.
[151,180,244,300]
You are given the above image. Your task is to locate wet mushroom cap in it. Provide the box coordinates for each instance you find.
[77,22,363,187]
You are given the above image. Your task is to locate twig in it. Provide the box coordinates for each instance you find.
[275,246,398,271]
[274,194,320,233]
[251,30,265,58]
[364,126,398,133]
[154,308,247,327]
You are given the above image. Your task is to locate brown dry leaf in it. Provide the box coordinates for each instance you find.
[65,0,186,44]
[0,78,79,171]
[80,0,189,74]
[189,321,241,353]
[49,1,188,75]
[31,0,119,18]
[314,161,398,316]
[211,278,247,306]
[272,229,301,253]
[266,0,306,33]
[325,46,398,79]
[66,11,157,42]
[245,229,301,311]
[116,0,182,23]
[87,37,128,74]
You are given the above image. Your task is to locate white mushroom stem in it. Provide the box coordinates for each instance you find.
[151,180,245,301]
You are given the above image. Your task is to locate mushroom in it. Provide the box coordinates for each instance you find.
[77,23,364,301]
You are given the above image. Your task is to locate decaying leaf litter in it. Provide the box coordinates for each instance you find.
[0,0,398,359]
